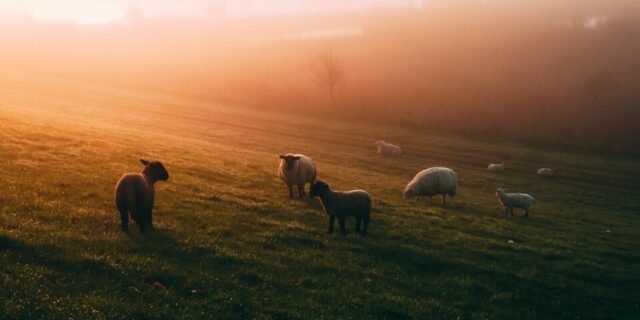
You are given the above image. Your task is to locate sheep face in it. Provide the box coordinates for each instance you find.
[140,159,169,182]
[403,188,414,199]
[310,181,330,198]
[279,154,301,172]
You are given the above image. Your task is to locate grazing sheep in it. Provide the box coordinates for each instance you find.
[487,162,505,172]
[309,181,372,236]
[404,167,458,206]
[375,140,402,157]
[496,188,535,218]
[278,154,316,198]
[115,159,169,233]
[537,168,557,177]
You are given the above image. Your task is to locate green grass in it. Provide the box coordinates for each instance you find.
[0,74,639,319]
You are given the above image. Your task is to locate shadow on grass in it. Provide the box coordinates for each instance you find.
[0,232,253,318]
[0,235,120,280]
[353,235,637,319]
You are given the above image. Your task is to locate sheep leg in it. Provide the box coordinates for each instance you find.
[524,209,529,218]
[362,216,370,236]
[338,216,347,236]
[137,219,148,233]
[134,208,148,233]
[441,194,446,206]
[355,217,362,233]
[119,208,129,232]
[147,208,154,230]
[298,184,305,198]
[509,208,514,217]
[328,216,335,234]
[288,185,293,198]
[504,207,509,216]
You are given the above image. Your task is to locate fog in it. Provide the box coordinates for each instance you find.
[1,0,639,151]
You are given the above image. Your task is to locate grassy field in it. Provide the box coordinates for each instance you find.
[1,72,639,319]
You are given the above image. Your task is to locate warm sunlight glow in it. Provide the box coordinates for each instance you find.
[33,3,124,25]
[1,1,124,25]
[0,0,424,24]
[249,27,364,43]
[0,1,638,318]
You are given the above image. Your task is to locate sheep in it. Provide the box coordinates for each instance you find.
[404,167,458,206]
[487,162,505,172]
[278,153,316,198]
[375,140,402,157]
[115,159,169,233]
[309,181,372,236]
[496,188,535,218]
[537,168,557,177]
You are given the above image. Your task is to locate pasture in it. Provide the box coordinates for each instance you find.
[1,73,639,319]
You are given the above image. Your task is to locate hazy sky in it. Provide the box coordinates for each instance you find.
[0,0,424,24]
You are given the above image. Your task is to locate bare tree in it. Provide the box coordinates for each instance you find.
[309,48,345,106]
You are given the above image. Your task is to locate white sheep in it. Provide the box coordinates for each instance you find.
[496,188,535,218]
[278,153,316,198]
[537,168,557,177]
[404,167,458,206]
[487,162,505,172]
[375,140,402,157]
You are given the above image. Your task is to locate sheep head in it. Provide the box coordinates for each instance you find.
[403,188,414,199]
[279,154,301,172]
[310,181,331,198]
[496,188,508,197]
[140,159,169,182]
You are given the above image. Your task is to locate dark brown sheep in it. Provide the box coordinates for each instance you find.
[310,181,372,236]
[115,159,169,233]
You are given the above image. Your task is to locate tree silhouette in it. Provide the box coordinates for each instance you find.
[309,48,345,107]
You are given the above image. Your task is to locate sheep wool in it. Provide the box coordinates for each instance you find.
[115,159,169,233]
[278,153,317,198]
[537,168,557,177]
[404,167,458,206]
[309,181,372,236]
[487,163,505,172]
[375,140,402,157]
[496,188,535,218]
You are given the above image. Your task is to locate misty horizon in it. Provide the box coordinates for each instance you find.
[1,1,639,319]
[1,0,639,152]
[0,0,424,25]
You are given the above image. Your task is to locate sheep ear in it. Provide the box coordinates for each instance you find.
[279,155,286,159]
[140,159,150,166]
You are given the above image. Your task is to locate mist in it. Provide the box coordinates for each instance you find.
[1,0,639,151]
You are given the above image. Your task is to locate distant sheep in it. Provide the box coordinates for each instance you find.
[404,167,458,206]
[375,140,402,157]
[115,159,169,233]
[278,154,316,198]
[309,181,372,236]
[496,188,535,218]
[487,162,505,172]
[537,168,557,177]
